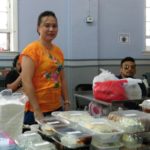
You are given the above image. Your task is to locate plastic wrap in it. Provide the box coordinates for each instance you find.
[0,90,28,139]
[108,110,150,133]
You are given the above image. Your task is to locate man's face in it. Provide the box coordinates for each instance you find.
[120,61,136,78]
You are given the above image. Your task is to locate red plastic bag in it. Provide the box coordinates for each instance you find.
[93,80,128,103]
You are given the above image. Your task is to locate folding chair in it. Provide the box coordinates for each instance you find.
[74,84,92,110]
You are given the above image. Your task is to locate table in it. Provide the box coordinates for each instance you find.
[74,91,146,112]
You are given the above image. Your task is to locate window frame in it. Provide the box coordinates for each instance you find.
[145,0,150,52]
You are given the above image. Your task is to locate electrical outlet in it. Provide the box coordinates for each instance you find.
[86,16,94,23]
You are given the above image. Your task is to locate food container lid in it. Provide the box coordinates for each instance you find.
[43,116,70,127]
[139,99,150,109]
[40,116,70,136]
[52,111,94,123]
[79,118,124,136]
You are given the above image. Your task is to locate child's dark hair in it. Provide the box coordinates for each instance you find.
[13,54,20,68]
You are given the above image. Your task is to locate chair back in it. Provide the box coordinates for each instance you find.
[75,84,92,110]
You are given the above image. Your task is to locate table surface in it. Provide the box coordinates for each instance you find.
[74,91,112,106]
[74,91,146,110]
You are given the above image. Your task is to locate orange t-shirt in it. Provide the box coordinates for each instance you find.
[21,41,64,112]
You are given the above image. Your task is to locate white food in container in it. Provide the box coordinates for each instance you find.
[79,118,124,144]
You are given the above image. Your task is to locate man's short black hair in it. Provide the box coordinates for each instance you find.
[120,57,135,66]
[13,54,20,68]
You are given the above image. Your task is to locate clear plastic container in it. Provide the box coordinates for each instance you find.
[139,99,150,113]
[122,133,143,149]
[0,131,21,150]
[16,132,43,149]
[29,141,56,150]
[53,125,92,148]
[91,142,123,150]
[79,118,124,144]
[52,111,94,123]
[43,116,70,127]
[108,110,150,133]
[40,116,70,136]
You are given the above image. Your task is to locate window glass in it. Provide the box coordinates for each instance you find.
[0,33,8,51]
[146,8,150,21]
[0,0,17,52]
[0,0,8,11]
[0,12,8,29]
[145,0,150,51]
[146,39,150,47]
[146,0,150,7]
[146,22,150,36]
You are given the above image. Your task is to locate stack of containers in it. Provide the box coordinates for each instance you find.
[39,115,93,149]
[52,111,125,149]
[108,110,150,149]
[16,131,56,150]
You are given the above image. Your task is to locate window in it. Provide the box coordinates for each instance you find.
[0,0,18,52]
[146,0,150,51]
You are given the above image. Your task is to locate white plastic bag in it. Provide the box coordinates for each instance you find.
[0,89,28,139]
[93,68,118,87]
[123,78,142,100]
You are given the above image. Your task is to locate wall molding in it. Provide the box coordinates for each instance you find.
[64,59,150,67]
[0,58,150,68]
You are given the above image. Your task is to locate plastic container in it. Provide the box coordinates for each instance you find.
[122,133,143,149]
[91,142,123,150]
[139,99,150,113]
[16,132,43,149]
[30,141,56,150]
[53,125,92,148]
[0,131,21,150]
[79,118,124,144]
[40,116,70,136]
[43,116,70,127]
[52,111,94,123]
[108,110,150,133]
